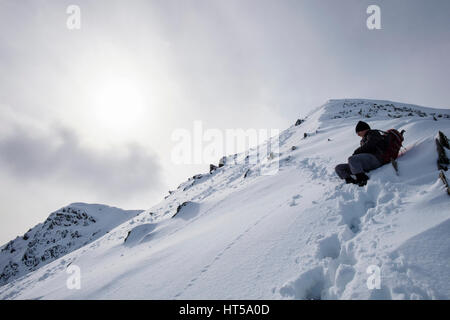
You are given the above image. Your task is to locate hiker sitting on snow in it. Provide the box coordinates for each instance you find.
[335,121,385,186]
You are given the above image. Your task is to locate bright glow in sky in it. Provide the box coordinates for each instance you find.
[92,75,146,134]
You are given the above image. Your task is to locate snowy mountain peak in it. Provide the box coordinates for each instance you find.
[312,99,449,123]
[0,203,142,286]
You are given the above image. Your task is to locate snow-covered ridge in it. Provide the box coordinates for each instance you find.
[322,99,449,120]
[1,99,449,300]
[0,203,141,286]
[304,99,449,129]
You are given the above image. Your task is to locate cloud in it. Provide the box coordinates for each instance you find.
[0,122,162,199]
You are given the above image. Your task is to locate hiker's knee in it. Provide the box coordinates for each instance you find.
[348,155,358,164]
[335,163,346,173]
[334,164,340,173]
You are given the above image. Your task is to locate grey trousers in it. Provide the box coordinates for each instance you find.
[335,153,382,179]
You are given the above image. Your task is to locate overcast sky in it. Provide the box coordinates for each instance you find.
[0,0,449,245]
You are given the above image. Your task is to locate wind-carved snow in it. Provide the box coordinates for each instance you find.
[0,99,449,300]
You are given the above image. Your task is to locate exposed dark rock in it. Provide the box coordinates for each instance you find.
[439,170,450,196]
[124,231,132,243]
[439,131,449,149]
[209,164,218,173]
[164,191,174,199]
[218,156,226,167]
[0,262,19,284]
[172,202,190,218]
[436,138,449,171]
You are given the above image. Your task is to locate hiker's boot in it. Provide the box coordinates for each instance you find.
[345,177,357,184]
[355,173,369,186]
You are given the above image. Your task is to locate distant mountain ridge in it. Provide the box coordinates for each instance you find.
[0,203,141,286]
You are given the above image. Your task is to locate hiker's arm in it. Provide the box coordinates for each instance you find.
[353,134,377,155]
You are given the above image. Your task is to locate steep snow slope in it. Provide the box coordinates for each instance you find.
[0,99,449,300]
[0,203,141,287]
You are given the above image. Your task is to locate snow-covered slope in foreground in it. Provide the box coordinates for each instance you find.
[1,99,449,300]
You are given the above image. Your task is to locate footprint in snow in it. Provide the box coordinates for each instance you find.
[289,194,302,206]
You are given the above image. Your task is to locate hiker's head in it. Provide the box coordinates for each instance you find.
[355,121,370,137]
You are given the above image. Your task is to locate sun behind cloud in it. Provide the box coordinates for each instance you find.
[91,75,146,135]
